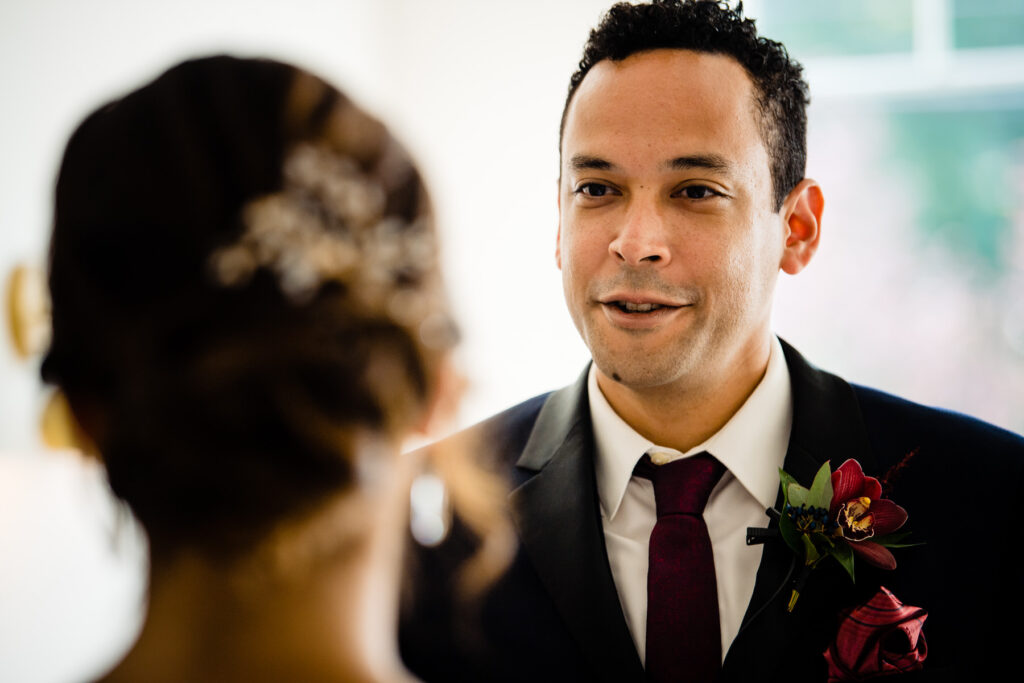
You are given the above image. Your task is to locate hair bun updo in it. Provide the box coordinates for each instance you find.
[42,56,457,559]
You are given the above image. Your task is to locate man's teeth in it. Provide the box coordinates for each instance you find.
[617,301,663,312]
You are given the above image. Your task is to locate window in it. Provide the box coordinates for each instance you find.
[748,0,1024,433]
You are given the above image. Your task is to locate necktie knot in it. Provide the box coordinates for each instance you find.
[638,452,725,517]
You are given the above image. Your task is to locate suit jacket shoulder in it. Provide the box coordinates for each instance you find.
[401,372,649,682]
[460,392,551,471]
[852,383,1024,474]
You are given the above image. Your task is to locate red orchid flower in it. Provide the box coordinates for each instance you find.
[829,459,908,570]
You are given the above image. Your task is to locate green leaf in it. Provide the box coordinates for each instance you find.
[779,468,799,506]
[801,533,821,565]
[778,509,803,555]
[806,461,834,510]
[808,534,838,571]
[787,482,809,508]
[830,541,856,583]
[812,533,835,552]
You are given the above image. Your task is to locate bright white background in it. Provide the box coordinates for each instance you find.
[2,1,1022,681]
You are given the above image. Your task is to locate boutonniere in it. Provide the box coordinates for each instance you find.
[778,458,915,611]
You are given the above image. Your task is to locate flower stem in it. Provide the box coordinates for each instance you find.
[787,589,800,613]
[787,564,814,613]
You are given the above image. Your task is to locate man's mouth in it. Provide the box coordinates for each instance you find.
[610,300,672,313]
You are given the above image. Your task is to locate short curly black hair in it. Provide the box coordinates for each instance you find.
[560,0,809,211]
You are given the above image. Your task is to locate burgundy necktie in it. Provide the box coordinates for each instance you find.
[638,451,726,683]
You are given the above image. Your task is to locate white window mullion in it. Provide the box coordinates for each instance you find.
[913,0,952,68]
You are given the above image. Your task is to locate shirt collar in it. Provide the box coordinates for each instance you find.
[591,336,793,520]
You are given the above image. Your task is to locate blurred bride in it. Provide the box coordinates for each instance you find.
[39,55,510,682]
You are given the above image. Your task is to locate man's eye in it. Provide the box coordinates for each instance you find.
[576,182,613,198]
[679,185,718,200]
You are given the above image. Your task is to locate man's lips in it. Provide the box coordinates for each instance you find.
[597,294,690,314]
[598,299,689,330]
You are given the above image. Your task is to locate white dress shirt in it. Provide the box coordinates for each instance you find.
[590,336,793,663]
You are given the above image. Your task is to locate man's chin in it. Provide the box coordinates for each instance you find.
[583,322,703,386]
[591,353,692,390]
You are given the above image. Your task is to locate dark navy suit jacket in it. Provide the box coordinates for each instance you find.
[400,341,1024,682]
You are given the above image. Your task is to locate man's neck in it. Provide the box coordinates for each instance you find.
[594,337,772,453]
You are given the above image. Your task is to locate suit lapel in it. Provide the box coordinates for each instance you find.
[509,367,646,683]
[722,340,880,680]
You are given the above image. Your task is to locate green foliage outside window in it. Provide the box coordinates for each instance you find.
[953,0,1024,49]
[886,95,1024,278]
[756,0,913,58]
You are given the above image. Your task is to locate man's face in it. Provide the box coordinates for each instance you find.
[558,49,788,394]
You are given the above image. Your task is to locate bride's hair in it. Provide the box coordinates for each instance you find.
[41,56,502,576]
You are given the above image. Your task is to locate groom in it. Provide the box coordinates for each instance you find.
[400,2,1024,681]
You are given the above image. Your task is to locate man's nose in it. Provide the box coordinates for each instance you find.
[608,203,672,266]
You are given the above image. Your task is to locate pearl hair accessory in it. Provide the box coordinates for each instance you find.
[209,142,445,329]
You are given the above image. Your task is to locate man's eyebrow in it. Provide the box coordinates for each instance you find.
[569,153,733,173]
[667,154,732,173]
[569,154,616,172]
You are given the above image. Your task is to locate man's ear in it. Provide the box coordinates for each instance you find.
[555,182,563,270]
[779,178,824,275]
